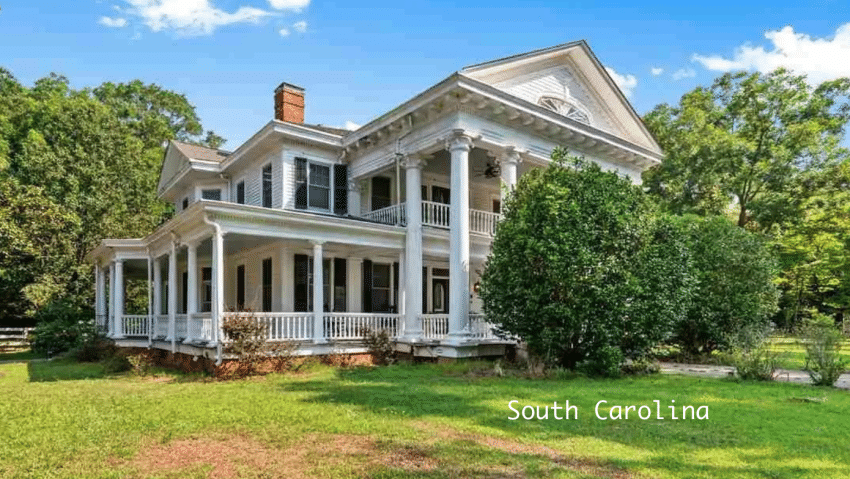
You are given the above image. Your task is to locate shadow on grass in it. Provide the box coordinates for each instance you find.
[277,363,850,479]
[0,349,44,362]
[27,357,109,382]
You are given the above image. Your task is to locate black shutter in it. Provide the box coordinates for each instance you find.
[295,158,308,209]
[262,258,272,312]
[294,254,309,312]
[181,272,188,313]
[236,265,245,310]
[422,267,427,314]
[362,259,373,313]
[262,164,273,208]
[393,262,399,313]
[334,257,346,312]
[334,164,348,215]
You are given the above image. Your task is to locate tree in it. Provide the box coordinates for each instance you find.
[0,69,224,323]
[479,150,692,374]
[643,68,850,228]
[672,216,779,356]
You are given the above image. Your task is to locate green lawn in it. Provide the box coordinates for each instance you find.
[767,335,850,371]
[1,358,849,478]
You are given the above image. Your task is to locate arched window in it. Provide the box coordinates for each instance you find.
[537,94,592,125]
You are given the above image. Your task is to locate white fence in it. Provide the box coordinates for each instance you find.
[121,315,149,337]
[421,314,449,339]
[324,313,400,339]
[470,210,502,236]
[0,327,32,350]
[422,201,450,228]
[363,200,501,237]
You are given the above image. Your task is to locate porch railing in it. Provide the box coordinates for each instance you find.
[174,314,188,340]
[324,313,401,339]
[470,210,502,236]
[467,313,500,340]
[154,315,169,338]
[362,203,407,226]
[121,315,149,337]
[422,201,450,228]
[186,312,214,343]
[421,314,449,339]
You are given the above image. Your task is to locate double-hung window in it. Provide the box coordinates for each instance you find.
[262,165,272,208]
[295,158,347,213]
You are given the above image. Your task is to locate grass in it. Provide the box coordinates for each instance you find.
[1,357,849,478]
[766,335,850,371]
[0,349,43,362]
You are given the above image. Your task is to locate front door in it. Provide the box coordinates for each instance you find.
[432,278,449,313]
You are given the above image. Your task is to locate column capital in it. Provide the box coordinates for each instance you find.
[310,240,325,247]
[498,146,524,166]
[446,129,474,152]
[401,154,427,170]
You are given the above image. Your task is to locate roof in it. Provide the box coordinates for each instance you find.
[300,123,351,136]
[170,140,230,163]
[461,39,587,73]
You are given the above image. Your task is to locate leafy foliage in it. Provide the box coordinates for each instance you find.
[360,327,396,365]
[802,314,848,386]
[480,151,692,372]
[0,68,224,324]
[29,300,97,356]
[672,216,779,356]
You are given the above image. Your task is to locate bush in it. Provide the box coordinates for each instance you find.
[671,216,778,356]
[127,353,152,376]
[102,352,131,374]
[480,151,692,374]
[731,345,781,381]
[221,311,299,377]
[621,357,662,376]
[361,327,396,365]
[802,314,848,387]
[73,337,117,362]
[30,301,96,356]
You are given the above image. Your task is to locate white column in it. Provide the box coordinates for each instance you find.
[184,242,198,343]
[312,241,325,343]
[113,260,125,339]
[448,130,473,342]
[146,257,153,343]
[279,247,293,311]
[499,146,522,204]
[211,229,225,345]
[398,251,406,317]
[348,258,362,313]
[167,242,177,349]
[107,262,115,337]
[153,257,162,321]
[402,155,425,340]
[94,264,104,330]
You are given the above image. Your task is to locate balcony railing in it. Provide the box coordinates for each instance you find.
[121,315,149,337]
[362,201,502,236]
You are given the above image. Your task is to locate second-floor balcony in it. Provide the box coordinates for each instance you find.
[361,201,502,236]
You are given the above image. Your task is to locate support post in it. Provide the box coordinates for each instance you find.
[402,155,425,340]
[499,146,522,204]
[184,242,198,343]
[153,257,162,338]
[312,241,325,343]
[211,227,225,346]
[447,130,473,343]
[95,264,105,331]
[108,262,115,338]
[113,260,125,339]
[167,242,177,351]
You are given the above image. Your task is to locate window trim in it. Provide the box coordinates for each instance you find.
[295,157,339,213]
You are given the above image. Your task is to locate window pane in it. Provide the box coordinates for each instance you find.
[309,164,330,187]
[373,264,390,288]
[202,189,221,201]
[309,185,329,209]
[262,165,272,208]
[236,181,245,204]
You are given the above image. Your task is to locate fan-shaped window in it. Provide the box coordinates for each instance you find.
[538,95,591,125]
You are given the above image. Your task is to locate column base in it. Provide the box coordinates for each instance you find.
[443,332,473,346]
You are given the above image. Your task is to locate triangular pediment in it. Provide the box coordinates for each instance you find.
[461,41,661,154]
[157,142,190,196]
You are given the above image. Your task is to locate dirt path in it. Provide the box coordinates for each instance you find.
[660,362,850,390]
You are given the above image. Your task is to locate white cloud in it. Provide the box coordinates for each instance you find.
[344,121,361,131]
[120,0,272,36]
[268,0,311,11]
[98,16,129,28]
[651,67,664,76]
[605,66,638,98]
[279,28,290,36]
[672,68,696,80]
[692,24,850,84]
[292,20,307,33]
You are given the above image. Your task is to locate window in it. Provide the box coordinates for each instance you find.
[236,265,245,310]
[371,177,391,211]
[492,199,502,214]
[371,263,391,312]
[181,272,188,313]
[295,158,308,209]
[431,186,450,205]
[182,197,189,210]
[309,164,330,209]
[333,258,346,312]
[262,164,272,208]
[262,258,272,312]
[236,181,245,204]
[538,95,591,125]
[201,189,221,201]
[201,267,212,312]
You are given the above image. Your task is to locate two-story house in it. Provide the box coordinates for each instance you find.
[87,40,662,364]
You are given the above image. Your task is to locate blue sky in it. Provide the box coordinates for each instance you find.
[1,1,849,149]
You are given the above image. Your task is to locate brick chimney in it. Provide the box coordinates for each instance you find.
[274,82,305,124]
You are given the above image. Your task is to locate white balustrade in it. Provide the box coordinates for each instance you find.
[362,203,407,226]
[469,210,502,236]
[154,315,169,338]
[420,314,449,339]
[421,201,450,228]
[220,312,314,342]
[324,313,401,340]
[467,313,500,340]
[174,314,188,340]
[121,315,149,337]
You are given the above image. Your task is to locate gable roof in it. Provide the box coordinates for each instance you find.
[460,40,662,155]
[170,140,230,163]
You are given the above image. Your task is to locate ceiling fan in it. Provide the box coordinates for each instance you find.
[473,161,501,179]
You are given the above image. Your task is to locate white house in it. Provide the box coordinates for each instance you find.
[87,41,662,364]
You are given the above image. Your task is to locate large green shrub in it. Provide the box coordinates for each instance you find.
[802,314,848,387]
[30,300,96,356]
[672,216,779,356]
[480,151,692,373]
